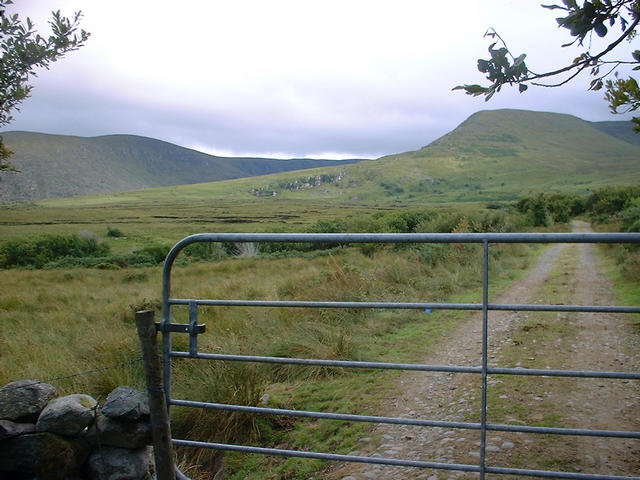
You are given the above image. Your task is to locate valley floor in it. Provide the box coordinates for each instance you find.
[325,222,640,479]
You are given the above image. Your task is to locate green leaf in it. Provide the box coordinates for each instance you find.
[589,78,603,91]
[541,4,567,10]
[477,59,491,73]
[513,53,527,67]
[519,83,529,93]
[452,84,488,96]
[593,21,607,37]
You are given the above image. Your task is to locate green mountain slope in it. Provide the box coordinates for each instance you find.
[81,109,637,209]
[270,109,640,203]
[591,120,640,146]
[0,132,361,201]
[4,109,639,206]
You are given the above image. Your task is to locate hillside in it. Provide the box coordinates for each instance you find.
[2,109,639,205]
[402,109,640,200]
[0,132,361,201]
[252,109,639,204]
[591,120,640,147]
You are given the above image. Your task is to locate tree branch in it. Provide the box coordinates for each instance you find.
[521,13,640,84]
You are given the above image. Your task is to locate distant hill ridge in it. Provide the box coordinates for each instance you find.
[1,109,639,203]
[299,109,640,204]
[0,131,362,201]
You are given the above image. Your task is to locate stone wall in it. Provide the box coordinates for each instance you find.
[0,380,155,480]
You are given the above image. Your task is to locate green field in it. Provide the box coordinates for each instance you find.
[0,188,543,479]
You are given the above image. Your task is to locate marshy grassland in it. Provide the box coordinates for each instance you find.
[0,242,537,478]
[0,186,638,479]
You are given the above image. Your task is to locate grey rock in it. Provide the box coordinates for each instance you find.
[37,394,97,436]
[0,380,57,423]
[85,414,151,449]
[501,441,515,450]
[86,446,154,480]
[0,432,89,479]
[0,418,35,440]
[102,386,149,421]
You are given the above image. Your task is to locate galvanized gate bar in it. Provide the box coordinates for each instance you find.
[172,438,483,472]
[488,367,640,379]
[480,240,490,479]
[170,398,483,430]
[161,232,640,250]
[171,439,640,480]
[486,423,640,439]
[167,351,640,380]
[484,466,640,480]
[160,232,640,480]
[165,298,640,313]
[169,398,640,439]
[170,351,484,373]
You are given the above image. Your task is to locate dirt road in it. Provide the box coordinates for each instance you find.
[328,222,639,479]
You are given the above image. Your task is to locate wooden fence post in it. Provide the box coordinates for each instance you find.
[135,310,177,480]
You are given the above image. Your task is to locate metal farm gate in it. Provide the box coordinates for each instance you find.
[154,232,640,479]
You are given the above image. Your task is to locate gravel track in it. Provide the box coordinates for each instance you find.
[326,222,639,480]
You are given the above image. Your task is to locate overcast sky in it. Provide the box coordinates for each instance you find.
[3,1,638,159]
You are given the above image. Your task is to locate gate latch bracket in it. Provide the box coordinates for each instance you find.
[155,322,206,334]
[156,301,205,356]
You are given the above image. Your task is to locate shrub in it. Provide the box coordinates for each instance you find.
[470,211,508,232]
[516,192,585,226]
[586,186,640,217]
[384,211,434,233]
[0,234,110,269]
[43,253,158,269]
[308,218,347,234]
[106,226,124,238]
[358,243,381,258]
[136,243,172,264]
[415,212,463,233]
[546,195,571,224]
[620,199,640,233]
[415,243,451,266]
[183,242,223,261]
[529,193,550,227]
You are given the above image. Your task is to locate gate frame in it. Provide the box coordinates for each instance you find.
[158,232,640,480]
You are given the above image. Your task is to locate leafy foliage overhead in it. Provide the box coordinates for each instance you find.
[455,0,640,130]
[0,0,89,172]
